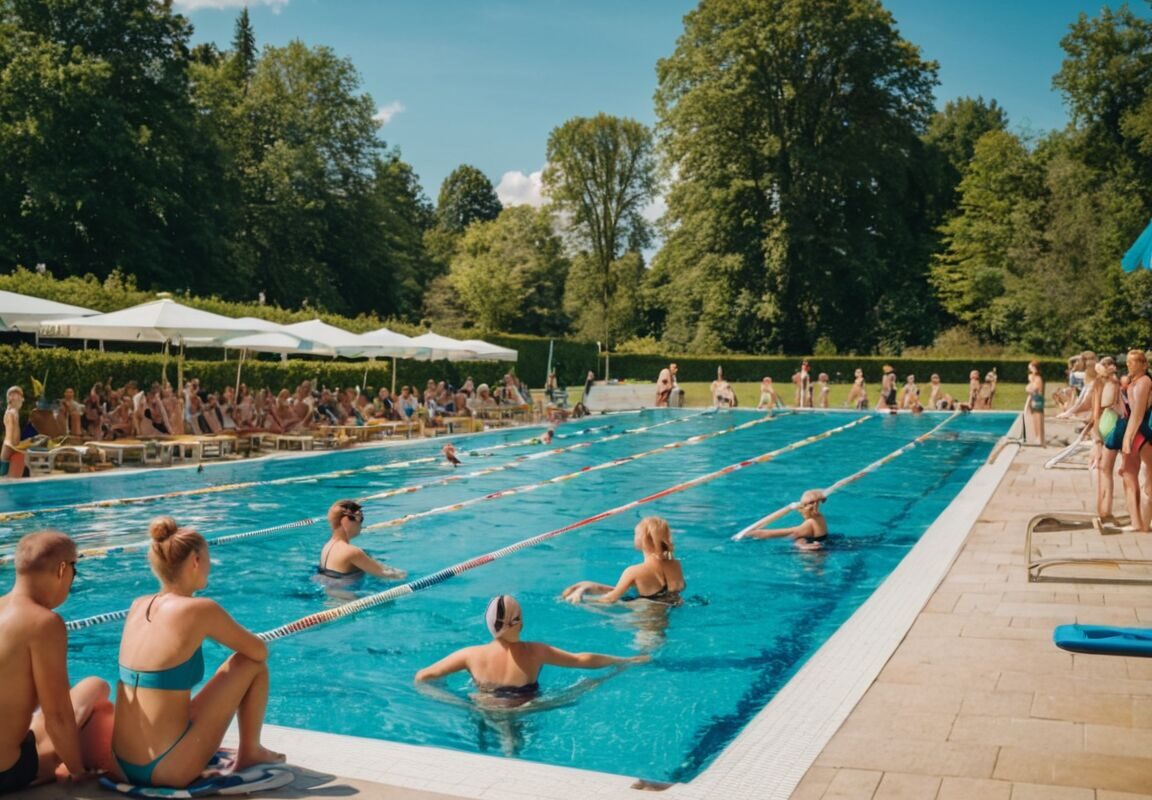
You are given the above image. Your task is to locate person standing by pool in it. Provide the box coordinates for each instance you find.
[415,595,648,703]
[1120,349,1152,532]
[1,386,23,478]
[845,368,868,410]
[900,374,920,410]
[742,489,829,550]
[317,500,406,581]
[111,517,284,788]
[877,366,897,410]
[1025,361,1046,446]
[1094,357,1123,528]
[757,377,780,410]
[0,531,114,794]
[562,517,686,605]
[655,364,677,407]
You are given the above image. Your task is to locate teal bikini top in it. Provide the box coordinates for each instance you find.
[119,647,204,691]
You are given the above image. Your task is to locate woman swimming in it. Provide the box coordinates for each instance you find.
[415,595,647,705]
[110,517,283,788]
[743,489,829,550]
[561,517,686,605]
[316,500,406,581]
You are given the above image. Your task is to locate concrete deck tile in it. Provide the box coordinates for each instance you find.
[936,776,1011,800]
[790,766,839,800]
[993,746,1152,793]
[1031,692,1138,726]
[957,690,1035,718]
[947,714,1083,751]
[1097,791,1152,800]
[836,708,956,742]
[814,735,999,779]
[821,768,884,799]
[1007,781,1095,799]
[854,683,965,716]
[1085,724,1152,757]
[872,772,941,800]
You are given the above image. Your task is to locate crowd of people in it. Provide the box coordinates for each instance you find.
[1053,349,1152,531]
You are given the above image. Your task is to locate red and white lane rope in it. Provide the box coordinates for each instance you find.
[360,412,781,533]
[22,415,710,567]
[0,424,622,525]
[730,411,961,540]
[254,415,870,641]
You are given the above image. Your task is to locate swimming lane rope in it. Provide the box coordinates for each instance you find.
[65,414,861,635]
[252,415,870,642]
[358,412,779,533]
[0,422,626,525]
[730,411,962,540]
[19,414,713,567]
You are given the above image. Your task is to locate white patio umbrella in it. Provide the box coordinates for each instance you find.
[281,319,371,356]
[0,290,98,333]
[358,327,433,394]
[220,328,322,396]
[410,332,481,361]
[458,339,518,362]
[42,298,263,344]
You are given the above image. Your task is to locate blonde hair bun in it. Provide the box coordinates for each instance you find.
[149,516,180,542]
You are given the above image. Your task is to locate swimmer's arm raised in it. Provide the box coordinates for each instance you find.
[415,647,473,682]
[743,519,811,540]
[560,580,615,604]
[533,643,649,669]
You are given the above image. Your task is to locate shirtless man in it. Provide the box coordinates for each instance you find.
[0,532,113,793]
[655,363,677,407]
[2,386,22,478]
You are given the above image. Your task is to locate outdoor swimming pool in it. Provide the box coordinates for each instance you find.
[0,409,1013,783]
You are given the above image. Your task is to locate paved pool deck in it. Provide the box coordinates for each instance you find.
[24,415,1152,799]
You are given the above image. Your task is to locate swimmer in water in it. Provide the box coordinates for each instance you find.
[743,489,829,550]
[561,517,686,605]
[414,595,647,705]
[442,443,461,467]
[316,500,406,581]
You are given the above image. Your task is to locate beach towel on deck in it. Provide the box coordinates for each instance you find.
[99,763,293,798]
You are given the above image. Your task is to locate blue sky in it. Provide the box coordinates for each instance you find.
[178,0,1142,206]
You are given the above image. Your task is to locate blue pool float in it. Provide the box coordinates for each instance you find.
[99,763,294,798]
[1054,624,1152,656]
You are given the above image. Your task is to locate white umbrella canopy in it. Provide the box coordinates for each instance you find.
[0,290,98,332]
[222,331,321,355]
[357,327,432,359]
[280,319,372,356]
[410,331,481,361]
[40,298,263,344]
[458,339,517,362]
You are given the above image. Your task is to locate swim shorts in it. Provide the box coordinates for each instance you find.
[0,731,38,795]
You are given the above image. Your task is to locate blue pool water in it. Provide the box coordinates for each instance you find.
[0,409,1012,782]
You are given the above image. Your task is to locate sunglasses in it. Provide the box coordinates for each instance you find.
[67,560,78,578]
[342,510,364,522]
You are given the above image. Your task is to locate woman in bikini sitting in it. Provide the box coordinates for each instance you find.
[316,500,406,582]
[561,516,686,605]
[110,517,283,789]
[414,595,647,705]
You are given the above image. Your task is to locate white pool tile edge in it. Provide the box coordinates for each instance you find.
[227,434,1020,800]
[670,438,1021,800]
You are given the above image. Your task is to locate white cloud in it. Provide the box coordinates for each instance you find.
[175,0,289,11]
[496,169,546,208]
[372,101,406,126]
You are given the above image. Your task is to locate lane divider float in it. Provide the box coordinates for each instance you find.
[252,414,870,642]
[730,411,962,540]
[62,413,777,629]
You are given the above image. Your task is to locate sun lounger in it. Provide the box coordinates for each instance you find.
[254,433,313,452]
[24,445,92,476]
[1054,624,1152,656]
[1026,511,1152,584]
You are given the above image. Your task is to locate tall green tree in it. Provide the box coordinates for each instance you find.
[436,165,502,234]
[543,113,657,347]
[447,205,568,334]
[0,0,228,292]
[653,0,939,354]
[923,96,1009,220]
[930,129,1046,344]
[230,7,257,89]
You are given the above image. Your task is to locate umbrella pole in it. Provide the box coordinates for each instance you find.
[235,349,244,399]
[391,356,397,396]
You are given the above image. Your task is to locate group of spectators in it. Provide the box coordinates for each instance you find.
[26,373,537,443]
